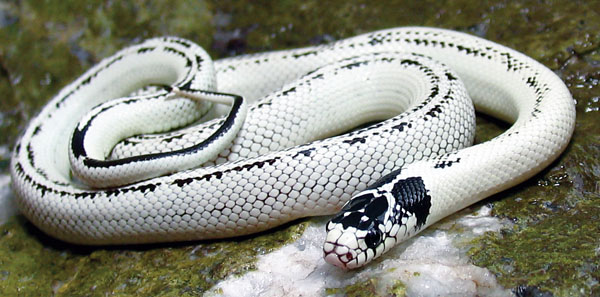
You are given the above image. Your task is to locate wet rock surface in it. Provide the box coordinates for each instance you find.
[0,1,598,296]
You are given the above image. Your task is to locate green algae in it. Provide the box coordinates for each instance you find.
[1,0,600,296]
[388,280,408,297]
[468,195,599,296]
[325,277,407,297]
[325,278,379,297]
[467,10,600,294]
[0,215,308,296]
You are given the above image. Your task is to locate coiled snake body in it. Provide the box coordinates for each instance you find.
[11,27,575,269]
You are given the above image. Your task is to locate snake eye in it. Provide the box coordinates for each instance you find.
[364,228,383,249]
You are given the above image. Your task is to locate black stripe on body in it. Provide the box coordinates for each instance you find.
[72,90,244,169]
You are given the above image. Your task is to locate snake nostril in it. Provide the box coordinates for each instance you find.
[345,252,354,261]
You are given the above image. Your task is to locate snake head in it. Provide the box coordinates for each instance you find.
[324,174,433,269]
[324,190,391,269]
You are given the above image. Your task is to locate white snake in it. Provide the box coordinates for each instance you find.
[10,27,575,269]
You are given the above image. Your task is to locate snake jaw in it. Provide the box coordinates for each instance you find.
[323,226,360,269]
[324,221,381,269]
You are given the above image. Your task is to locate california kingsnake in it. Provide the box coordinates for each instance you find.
[11,27,575,269]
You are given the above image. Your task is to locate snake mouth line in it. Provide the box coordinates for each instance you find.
[323,240,359,269]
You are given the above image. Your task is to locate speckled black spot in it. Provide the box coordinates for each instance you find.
[137,47,155,54]
[434,157,461,169]
[445,72,457,81]
[295,148,315,158]
[343,137,366,145]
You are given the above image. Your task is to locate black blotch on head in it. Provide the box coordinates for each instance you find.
[340,192,374,213]
[331,211,362,229]
[330,191,390,251]
[364,195,388,222]
[332,191,390,229]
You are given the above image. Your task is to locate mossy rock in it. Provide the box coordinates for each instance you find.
[1,0,598,296]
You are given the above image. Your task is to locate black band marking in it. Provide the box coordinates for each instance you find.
[390,177,431,230]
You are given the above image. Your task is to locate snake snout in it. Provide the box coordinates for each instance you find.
[323,241,358,269]
[323,227,361,269]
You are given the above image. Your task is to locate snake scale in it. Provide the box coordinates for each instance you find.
[11,27,575,269]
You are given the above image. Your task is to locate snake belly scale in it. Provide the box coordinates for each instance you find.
[10,27,575,269]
